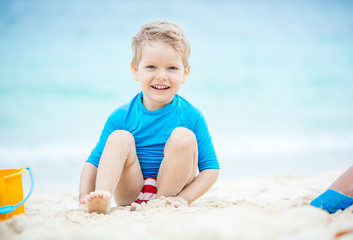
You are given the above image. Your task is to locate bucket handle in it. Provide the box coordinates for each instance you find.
[0,167,34,214]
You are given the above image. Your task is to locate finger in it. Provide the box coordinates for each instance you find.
[173,201,180,208]
[159,196,172,204]
[164,197,173,204]
[130,202,139,211]
[123,206,131,211]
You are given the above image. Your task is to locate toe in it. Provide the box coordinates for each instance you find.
[102,191,111,200]
[96,190,103,197]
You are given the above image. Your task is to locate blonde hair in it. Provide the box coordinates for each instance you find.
[131,20,190,69]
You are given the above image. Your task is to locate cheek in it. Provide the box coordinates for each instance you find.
[179,73,187,84]
[174,72,185,80]
[182,75,187,83]
[140,71,154,79]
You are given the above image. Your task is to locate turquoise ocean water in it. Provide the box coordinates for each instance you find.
[1,0,352,191]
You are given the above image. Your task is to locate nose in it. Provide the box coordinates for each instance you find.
[155,69,167,80]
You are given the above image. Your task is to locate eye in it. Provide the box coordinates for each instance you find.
[168,66,178,71]
[146,65,156,69]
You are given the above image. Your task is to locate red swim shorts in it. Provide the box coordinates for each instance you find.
[134,177,157,204]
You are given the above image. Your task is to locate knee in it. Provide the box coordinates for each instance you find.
[106,130,134,146]
[169,127,197,151]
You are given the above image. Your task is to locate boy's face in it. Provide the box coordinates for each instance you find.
[131,41,190,111]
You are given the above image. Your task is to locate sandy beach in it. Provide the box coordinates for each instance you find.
[1,1,353,239]
[1,170,353,240]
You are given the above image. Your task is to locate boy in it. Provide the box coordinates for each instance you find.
[79,20,220,214]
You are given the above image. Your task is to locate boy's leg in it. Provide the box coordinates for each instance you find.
[87,130,144,214]
[156,127,198,199]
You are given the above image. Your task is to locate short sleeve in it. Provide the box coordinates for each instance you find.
[86,111,122,167]
[193,111,220,172]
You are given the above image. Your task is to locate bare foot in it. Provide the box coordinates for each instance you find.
[87,190,111,214]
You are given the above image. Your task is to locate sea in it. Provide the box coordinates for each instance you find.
[0,0,352,192]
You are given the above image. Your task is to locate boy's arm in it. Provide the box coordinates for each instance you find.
[79,162,97,204]
[167,168,219,206]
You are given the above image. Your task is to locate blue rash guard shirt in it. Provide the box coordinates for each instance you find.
[86,92,219,178]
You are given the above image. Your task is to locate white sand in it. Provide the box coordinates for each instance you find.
[1,170,353,240]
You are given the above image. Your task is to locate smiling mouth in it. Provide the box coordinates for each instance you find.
[152,85,170,90]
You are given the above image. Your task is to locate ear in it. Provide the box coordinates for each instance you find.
[182,65,191,84]
[131,62,139,82]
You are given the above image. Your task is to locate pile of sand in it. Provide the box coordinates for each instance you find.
[1,170,353,240]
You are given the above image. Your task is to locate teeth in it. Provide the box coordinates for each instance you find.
[153,85,169,90]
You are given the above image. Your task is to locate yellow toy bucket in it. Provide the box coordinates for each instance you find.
[0,167,34,221]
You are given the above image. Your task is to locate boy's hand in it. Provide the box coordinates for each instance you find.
[160,196,189,208]
[128,196,188,211]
